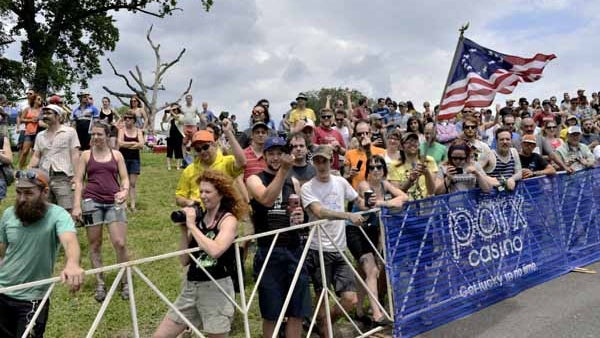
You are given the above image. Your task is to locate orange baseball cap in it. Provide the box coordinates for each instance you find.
[192,130,215,145]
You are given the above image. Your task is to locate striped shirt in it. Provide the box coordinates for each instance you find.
[33,125,80,176]
[490,148,518,179]
[243,146,266,181]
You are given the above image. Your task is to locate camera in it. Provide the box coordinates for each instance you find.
[171,203,204,225]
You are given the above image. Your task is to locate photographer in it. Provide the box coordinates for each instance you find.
[245,136,308,338]
[154,170,248,338]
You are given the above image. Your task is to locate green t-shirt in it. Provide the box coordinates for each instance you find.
[420,142,448,165]
[0,204,76,300]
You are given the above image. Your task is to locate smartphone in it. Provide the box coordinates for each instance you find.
[356,160,363,170]
[455,167,463,175]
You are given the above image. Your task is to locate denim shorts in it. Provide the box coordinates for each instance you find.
[82,200,127,226]
[125,159,141,175]
[253,246,311,321]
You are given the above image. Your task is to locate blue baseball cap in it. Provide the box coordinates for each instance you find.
[263,136,287,152]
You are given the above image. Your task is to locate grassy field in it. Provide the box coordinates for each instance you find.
[2,152,264,337]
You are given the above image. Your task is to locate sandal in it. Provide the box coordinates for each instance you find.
[121,283,130,301]
[94,284,106,303]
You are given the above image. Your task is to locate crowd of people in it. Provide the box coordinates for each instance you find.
[1,87,599,337]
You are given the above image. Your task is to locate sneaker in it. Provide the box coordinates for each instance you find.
[94,284,106,303]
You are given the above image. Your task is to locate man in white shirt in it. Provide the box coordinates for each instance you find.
[180,94,200,146]
[301,145,364,338]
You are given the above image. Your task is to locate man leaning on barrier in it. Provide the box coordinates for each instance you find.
[519,135,556,178]
[301,145,366,338]
[0,169,84,338]
[246,136,310,338]
[556,126,595,172]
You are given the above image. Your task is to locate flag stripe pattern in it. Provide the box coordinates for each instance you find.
[438,38,556,119]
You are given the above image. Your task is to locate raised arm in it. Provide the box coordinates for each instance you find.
[222,118,246,169]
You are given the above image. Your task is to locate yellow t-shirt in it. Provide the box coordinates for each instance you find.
[288,108,316,125]
[387,156,438,201]
[175,151,243,202]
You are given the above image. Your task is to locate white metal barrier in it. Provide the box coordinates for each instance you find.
[0,210,394,338]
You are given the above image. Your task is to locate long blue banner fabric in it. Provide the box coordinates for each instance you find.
[383,168,600,337]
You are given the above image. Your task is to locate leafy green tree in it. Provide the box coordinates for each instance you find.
[303,87,373,115]
[0,0,213,97]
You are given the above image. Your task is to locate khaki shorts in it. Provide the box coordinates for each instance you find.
[167,277,235,335]
[49,174,74,210]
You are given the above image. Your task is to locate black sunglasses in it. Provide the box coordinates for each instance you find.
[194,143,211,152]
[463,125,477,130]
[368,165,384,170]
[321,115,333,119]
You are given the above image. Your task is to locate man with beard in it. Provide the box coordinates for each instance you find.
[29,105,80,212]
[0,169,84,338]
[580,118,600,149]
[71,92,99,151]
[288,132,316,186]
[519,135,556,178]
[314,108,346,171]
[246,137,308,338]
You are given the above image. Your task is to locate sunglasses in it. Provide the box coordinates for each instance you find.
[546,126,557,129]
[450,156,467,161]
[463,125,477,130]
[321,115,333,119]
[369,165,383,170]
[16,170,49,188]
[356,131,370,137]
[252,110,265,115]
[194,143,211,152]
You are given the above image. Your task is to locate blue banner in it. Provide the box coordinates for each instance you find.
[383,168,600,337]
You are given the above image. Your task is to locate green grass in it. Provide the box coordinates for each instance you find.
[2,152,264,337]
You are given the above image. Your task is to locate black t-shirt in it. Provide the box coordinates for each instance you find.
[289,164,316,186]
[519,153,548,171]
[250,171,300,248]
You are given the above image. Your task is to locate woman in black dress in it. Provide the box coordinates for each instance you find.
[162,104,184,170]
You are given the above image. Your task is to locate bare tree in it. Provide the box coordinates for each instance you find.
[103,25,192,129]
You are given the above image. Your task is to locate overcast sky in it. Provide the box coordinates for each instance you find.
[8,0,600,128]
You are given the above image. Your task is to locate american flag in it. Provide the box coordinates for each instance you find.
[438,37,556,119]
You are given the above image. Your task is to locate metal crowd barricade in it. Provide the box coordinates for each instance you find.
[0,209,394,338]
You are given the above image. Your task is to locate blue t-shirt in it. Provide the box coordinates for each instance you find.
[71,104,100,120]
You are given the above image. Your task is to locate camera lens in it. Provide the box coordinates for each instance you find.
[170,210,186,223]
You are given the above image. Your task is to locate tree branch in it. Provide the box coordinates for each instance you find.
[102,86,133,106]
[157,48,186,79]
[107,58,138,93]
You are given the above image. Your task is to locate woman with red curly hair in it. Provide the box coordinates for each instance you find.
[154,170,248,338]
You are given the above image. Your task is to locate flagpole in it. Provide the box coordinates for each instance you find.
[435,22,469,122]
